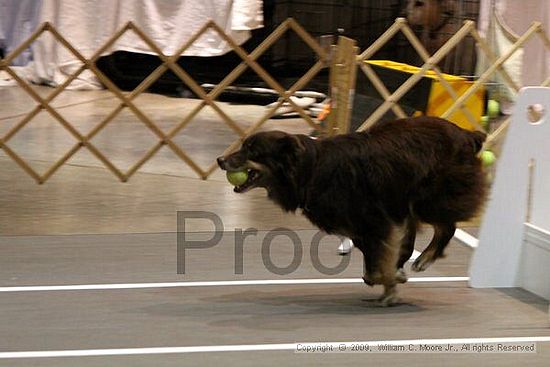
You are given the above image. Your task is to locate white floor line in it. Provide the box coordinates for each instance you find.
[454,229,479,248]
[1,336,549,358]
[0,277,469,293]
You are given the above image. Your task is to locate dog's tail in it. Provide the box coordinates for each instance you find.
[468,130,486,154]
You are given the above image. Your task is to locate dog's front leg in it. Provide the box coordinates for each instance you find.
[376,247,401,307]
[378,282,399,306]
[357,239,405,289]
[354,239,382,286]
[362,247,400,307]
[358,224,405,306]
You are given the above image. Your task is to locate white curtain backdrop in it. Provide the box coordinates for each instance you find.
[1,0,263,89]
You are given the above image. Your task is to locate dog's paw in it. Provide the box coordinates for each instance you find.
[364,295,400,307]
[362,275,375,286]
[362,272,383,286]
[411,255,434,272]
[395,268,408,283]
[375,292,400,307]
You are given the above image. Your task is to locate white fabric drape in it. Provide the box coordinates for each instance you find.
[1,0,263,89]
[0,0,39,66]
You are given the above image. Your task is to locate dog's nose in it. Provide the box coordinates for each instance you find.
[217,156,226,169]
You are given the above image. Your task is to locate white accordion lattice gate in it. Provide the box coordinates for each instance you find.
[0,19,328,183]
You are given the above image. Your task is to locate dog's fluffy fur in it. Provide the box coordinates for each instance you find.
[218,116,486,305]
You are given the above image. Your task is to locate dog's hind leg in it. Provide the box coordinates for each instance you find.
[395,216,418,283]
[412,222,456,272]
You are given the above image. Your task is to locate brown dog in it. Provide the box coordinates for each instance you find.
[218,116,486,306]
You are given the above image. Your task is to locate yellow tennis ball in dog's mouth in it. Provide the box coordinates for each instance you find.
[226,170,248,186]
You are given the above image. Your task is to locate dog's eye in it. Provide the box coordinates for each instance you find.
[246,149,258,159]
[243,141,259,154]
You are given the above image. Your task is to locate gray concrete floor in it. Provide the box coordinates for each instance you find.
[0,85,549,366]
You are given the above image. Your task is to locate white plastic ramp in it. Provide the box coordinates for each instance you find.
[470,87,550,301]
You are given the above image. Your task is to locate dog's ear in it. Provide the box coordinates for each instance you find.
[278,134,306,154]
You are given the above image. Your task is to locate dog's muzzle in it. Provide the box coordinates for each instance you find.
[217,156,227,170]
[216,156,264,193]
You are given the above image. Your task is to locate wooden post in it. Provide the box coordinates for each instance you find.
[327,36,358,135]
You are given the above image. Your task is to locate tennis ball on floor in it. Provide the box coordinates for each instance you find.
[487,99,500,118]
[480,150,496,166]
[480,115,489,128]
[226,170,248,186]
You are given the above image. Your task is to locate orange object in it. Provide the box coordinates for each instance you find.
[317,101,331,121]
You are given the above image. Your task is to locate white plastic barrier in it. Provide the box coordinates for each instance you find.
[470,87,550,301]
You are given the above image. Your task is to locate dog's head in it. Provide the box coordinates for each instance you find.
[217,131,307,204]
